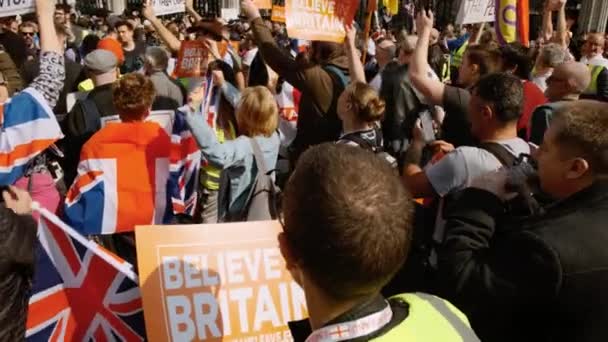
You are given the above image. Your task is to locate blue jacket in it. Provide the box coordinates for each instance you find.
[182,104,280,217]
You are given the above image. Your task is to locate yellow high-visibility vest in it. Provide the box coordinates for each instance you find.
[584,64,606,95]
[200,122,236,191]
[451,40,469,69]
[370,293,478,341]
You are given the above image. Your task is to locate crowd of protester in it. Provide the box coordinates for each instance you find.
[1,0,608,340]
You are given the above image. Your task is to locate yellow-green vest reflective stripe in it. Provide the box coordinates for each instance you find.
[78,72,123,92]
[452,40,469,68]
[200,122,236,190]
[370,293,478,342]
[584,64,605,95]
[78,78,95,92]
[441,55,451,83]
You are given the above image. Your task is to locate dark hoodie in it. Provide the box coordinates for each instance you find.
[250,17,349,162]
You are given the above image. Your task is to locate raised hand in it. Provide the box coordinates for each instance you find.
[241,0,261,21]
[415,9,434,33]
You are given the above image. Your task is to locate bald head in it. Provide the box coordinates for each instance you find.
[585,33,605,58]
[375,39,396,67]
[560,62,591,93]
[545,62,591,101]
[430,28,439,45]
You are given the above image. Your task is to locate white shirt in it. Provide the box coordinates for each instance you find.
[242,47,259,67]
[581,55,608,69]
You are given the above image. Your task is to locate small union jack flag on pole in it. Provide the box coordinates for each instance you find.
[26,205,145,341]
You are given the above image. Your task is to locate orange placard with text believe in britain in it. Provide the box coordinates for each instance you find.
[135,221,308,342]
[175,40,209,78]
[271,6,286,23]
[285,0,359,43]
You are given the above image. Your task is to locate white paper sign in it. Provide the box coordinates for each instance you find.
[152,0,185,16]
[456,0,495,25]
[0,0,34,18]
[100,110,175,135]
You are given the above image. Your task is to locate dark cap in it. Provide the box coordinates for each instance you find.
[186,19,225,41]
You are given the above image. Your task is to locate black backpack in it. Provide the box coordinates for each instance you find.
[217,138,279,222]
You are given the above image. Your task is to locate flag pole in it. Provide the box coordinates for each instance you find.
[361,0,378,63]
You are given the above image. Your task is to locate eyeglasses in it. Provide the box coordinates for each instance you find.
[21,32,35,37]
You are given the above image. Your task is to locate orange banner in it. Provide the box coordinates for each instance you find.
[271,5,286,23]
[175,40,209,78]
[285,0,346,43]
[255,0,273,9]
[136,221,308,342]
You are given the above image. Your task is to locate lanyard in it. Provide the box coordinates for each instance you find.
[305,303,393,342]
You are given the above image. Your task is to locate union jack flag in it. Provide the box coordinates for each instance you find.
[26,207,145,341]
[63,121,172,234]
[169,110,201,216]
[0,87,62,185]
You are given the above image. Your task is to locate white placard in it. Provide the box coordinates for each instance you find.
[66,91,89,113]
[100,110,175,135]
[152,0,185,16]
[456,0,495,25]
[0,0,34,18]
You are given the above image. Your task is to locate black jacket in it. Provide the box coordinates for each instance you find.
[379,62,424,152]
[21,58,87,115]
[61,83,116,188]
[0,205,37,341]
[436,181,608,342]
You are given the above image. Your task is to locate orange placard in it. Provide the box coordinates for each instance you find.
[254,0,272,9]
[271,5,286,23]
[135,221,308,342]
[218,40,241,58]
[175,40,209,78]
[285,0,346,43]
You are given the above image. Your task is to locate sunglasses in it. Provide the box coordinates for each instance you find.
[21,32,35,37]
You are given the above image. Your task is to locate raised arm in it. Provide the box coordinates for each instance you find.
[554,0,568,49]
[29,0,65,108]
[241,0,308,91]
[143,0,182,53]
[409,10,445,106]
[186,0,204,22]
[541,2,553,43]
[344,23,366,83]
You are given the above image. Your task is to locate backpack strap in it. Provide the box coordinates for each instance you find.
[323,65,349,88]
[249,138,269,175]
[478,142,517,168]
[78,97,101,134]
[339,133,376,151]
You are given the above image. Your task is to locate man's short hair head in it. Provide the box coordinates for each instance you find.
[144,46,169,73]
[552,101,608,175]
[19,22,36,32]
[586,32,605,57]
[113,73,156,121]
[472,72,524,124]
[537,43,566,69]
[114,20,134,31]
[500,42,533,80]
[282,143,414,300]
[545,62,591,101]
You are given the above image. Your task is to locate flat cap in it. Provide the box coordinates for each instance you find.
[84,49,118,74]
